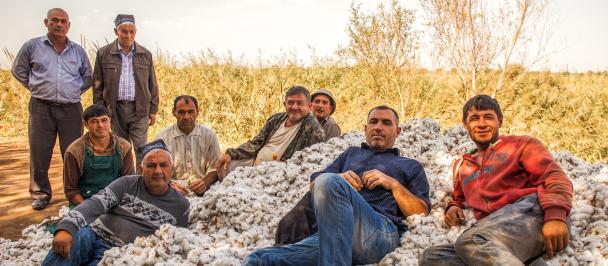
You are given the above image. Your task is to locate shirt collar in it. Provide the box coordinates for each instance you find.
[116,41,135,55]
[43,35,72,51]
[173,123,201,137]
[360,142,400,156]
[466,136,505,155]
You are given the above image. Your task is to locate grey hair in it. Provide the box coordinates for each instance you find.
[141,148,173,167]
[47,8,68,18]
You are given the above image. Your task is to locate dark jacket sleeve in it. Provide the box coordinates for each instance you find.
[148,54,159,115]
[92,50,104,105]
[11,40,32,88]
[225,114,279,160]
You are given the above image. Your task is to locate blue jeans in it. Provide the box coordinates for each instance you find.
[419,194,566,266]
[246,173,400,265]
[42,226,112,266]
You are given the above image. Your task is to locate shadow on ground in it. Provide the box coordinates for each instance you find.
[0,137,66,240]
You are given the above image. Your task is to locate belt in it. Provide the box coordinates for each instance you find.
[35,98,75,106]
[117,100,135,104]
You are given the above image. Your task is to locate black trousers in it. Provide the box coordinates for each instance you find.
[28,97,83,200]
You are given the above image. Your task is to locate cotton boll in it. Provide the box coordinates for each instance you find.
[2,119,607,265]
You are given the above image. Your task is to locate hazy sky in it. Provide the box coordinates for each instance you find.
[1,0,606,72]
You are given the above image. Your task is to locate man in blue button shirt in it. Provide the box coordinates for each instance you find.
[246,105,431,265]
[12,8,92,210]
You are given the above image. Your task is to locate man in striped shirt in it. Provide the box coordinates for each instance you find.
[155,95,221,196]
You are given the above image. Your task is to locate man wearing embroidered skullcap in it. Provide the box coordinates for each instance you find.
[42,139,189,265]
[93,14,159,168]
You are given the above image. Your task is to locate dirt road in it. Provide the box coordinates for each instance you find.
[0,137,66,240]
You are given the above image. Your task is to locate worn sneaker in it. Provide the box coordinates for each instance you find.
[32,199,49,210]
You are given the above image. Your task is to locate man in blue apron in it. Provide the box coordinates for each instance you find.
[63,104,135,208]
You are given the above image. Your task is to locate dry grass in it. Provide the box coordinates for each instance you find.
[1,58,606,162]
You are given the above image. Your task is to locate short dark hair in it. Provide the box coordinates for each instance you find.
[173,95,199,111]
[284,86,311,102]
[83,104,110,122]
[462,95,503,123]
[367,105,399,125]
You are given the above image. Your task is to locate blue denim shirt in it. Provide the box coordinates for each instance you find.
[310,143,431,231]
[12,35,92,103]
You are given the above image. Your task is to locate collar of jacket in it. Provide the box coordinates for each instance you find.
[109,39,145,55]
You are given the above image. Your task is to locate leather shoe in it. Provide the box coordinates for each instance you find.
[32,199,49,210]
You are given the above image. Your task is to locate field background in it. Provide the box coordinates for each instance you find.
[1,57,606,162]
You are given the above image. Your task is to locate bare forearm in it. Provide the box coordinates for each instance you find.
[391,183,428,216]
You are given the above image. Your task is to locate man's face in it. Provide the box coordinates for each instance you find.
[463,107,502,147]
[284,93,310,123]
[45,10,70,40]
[173,99,198,134]
[84,115,111,139]
[141,150,173,193]
[310,94,332,120]
[114,23,137,49]
[364,109,401,150]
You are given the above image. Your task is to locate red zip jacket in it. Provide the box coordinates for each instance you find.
[448,135,573,222]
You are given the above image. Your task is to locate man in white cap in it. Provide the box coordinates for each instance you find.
[311,88,341,139]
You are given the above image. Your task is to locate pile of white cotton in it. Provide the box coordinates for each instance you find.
[1,119,606,265]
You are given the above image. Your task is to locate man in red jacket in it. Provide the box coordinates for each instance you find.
[419,95,572,266]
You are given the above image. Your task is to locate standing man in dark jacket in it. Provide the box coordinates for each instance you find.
[215,86,326,177]
[12,8,93,210]
[93,14,158,164]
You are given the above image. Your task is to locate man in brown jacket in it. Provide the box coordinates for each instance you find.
[93,14,158,164]
[63,104,134,208]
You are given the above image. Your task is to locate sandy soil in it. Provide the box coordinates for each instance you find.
[0,137,66,240]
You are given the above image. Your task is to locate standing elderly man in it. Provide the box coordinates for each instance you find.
[311,88,341,139]
[246,106,430,265]
[419,95,573,265]
[12,8,93,210]
[42,141,189,266]
[93,14,158,164]
[155,95,221,196]
[215,86,326,177]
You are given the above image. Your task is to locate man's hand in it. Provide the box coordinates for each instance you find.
[70,194,85,206]
[543,220,569,258]
[149,113,157,126]
[362,169,398,191]
[215,154,232,178]
[171,181,189,196]
[52,230,73,258]
[445,205,466,227]
[339,170,363,190]
[189,178,210,196]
